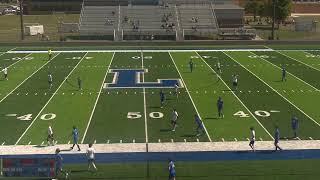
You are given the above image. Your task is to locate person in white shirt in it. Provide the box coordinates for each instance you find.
[2,67,8,80]
[171,109,179,132]
[217,61,222,74]
[249,127,255,152]
[174,83,179,98]
[47,125,55,146]
[48,73,53,89]
[232,74,239,91]
[87,144,97,172]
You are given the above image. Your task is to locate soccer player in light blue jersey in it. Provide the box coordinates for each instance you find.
[55,148,69,179]
[274,126,282,151]
[78,77,82,90]
[291,116,299,139]
[160,90,165,108]
[168,159,176,180]
[217,97,224,118]
[282,67,286,82]
[70,126,81,151]
[195,114,204,136]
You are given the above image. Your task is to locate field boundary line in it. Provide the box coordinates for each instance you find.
[169,52,212,142]
[249,51,320,92]
[224,51,320,128]
[16,52,89,145]
[81,52,115,143]
[197,51,274,140]
[141,51,148,145]
[8,49,274,54]
[0,53,60,104]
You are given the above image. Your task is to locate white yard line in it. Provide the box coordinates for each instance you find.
[81,52,115,143]
[15,52,89,145]
[302,51,320,71]
[224,51,320,128]
[0,53,60,104]
[276,50,320,74]
[7,47,17,52]
[196,51,274,140]
[249,51,320,92]
[0,52,6,57]
[141,50,149,144]
[5,53,32,69]
[169,52,212,142]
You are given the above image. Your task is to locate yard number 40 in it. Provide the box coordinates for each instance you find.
[17,113,56,121]
[234,110,271,118]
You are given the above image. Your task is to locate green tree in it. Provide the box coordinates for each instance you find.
[275,0,292,23]
[245,0,262,22]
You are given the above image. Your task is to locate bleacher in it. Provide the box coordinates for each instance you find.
[177,4,218,35]
[78,0,247,40]
[121,5,176,35]
[79,6,118,36]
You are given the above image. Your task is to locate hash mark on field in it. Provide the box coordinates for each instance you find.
[158,139,161,143]
[246,138,250,141]
[28,141,31,145]
[259,138,263,141]
[107,140,110,144]
[1,142,5,146]
[133,139,135,143]
[41,141,44,146]
[184,139,187,142]
[15,53,87,145]
[196,138,200,142]
[81,53,115,144]
[120,140,122,143]
[234,138,238,142]
[67,141,70,144]
[297,137,301,140]
[222,138,225,142]
[171,139,174,143]
[309,137,313,140]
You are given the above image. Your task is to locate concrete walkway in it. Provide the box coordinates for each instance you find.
[0,140,319,155]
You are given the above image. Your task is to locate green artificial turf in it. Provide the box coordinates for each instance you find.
[0,49,320,144]
[55,159,320,180]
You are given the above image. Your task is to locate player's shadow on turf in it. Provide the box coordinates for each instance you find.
[149,106,161,109]
[181,134,197,138]
[205,117,218,120]
[33,145,47,148]
[274,80,283,82]
[160,128,172,132]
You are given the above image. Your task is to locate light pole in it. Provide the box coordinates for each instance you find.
[19,0,24,41]
[271,0,276,40]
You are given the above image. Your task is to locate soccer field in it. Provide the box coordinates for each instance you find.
[1,46,320,146]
